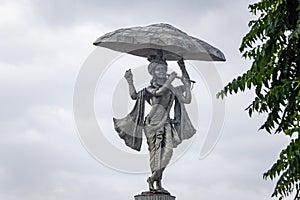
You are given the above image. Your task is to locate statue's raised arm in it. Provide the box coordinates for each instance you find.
[172,59,192,104]
[124,69,137,100]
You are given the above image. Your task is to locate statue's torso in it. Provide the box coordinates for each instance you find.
[146,86,173,124]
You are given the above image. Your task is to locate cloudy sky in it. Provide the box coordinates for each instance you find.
[0,0,294,200]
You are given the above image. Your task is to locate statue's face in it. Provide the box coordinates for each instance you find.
[154,64,167,79]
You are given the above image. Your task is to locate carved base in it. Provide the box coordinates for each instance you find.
[134,191,175,200]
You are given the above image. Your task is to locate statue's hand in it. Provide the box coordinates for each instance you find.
[182,77,191,88]
[167,71,177,84]
[124,69,133,83]
[177,58,185,69]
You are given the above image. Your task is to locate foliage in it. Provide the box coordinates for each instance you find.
[217,0,300,199]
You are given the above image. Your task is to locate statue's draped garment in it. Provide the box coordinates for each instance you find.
[113,85,196,176]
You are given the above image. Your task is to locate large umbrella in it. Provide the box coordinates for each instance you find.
[93,23,226,61]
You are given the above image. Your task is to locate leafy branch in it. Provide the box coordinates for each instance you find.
[217,0,300,199]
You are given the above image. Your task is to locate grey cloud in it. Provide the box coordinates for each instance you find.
[30,0,238,28]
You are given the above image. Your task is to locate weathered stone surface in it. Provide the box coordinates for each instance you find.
[93,23,226,61]
[134,193,175,200]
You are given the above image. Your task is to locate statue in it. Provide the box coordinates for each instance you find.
[93,23,226,198]
[113,56,196,193]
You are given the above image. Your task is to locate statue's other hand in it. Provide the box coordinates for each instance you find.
[124,69,133,82]
[177,58,185,69]
[167,71,177,83]
[182,77,191,88]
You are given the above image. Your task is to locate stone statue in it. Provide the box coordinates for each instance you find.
[94,23,225,199]
[113,57,196,193]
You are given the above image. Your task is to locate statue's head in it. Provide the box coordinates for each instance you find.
[148,61,167,77]
[148,55,168,77]
[148,59,168,86]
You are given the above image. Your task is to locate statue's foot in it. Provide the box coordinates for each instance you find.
[147,177,155,191]
[156,180,164,189]
[155,181,169,194]
[156,188,170,195]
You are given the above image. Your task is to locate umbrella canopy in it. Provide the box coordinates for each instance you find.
[93,23,226,61]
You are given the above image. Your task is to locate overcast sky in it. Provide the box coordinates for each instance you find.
[0,0,294,200]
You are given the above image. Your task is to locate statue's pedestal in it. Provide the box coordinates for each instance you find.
[134,191,175,200]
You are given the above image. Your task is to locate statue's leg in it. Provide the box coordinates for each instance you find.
[146,132,156,191]
[147,128,166,191]
[145,127,164,191]
[161,124,173,166]
[155,124,173,191]
[155,168,164,190]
